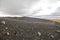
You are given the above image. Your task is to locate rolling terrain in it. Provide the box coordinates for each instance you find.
[0,17,60,40]
[49,18,60,23]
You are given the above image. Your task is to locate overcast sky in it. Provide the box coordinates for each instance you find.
[0,0,60,17]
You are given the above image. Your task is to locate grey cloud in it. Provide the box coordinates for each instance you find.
[49,0,60,3]
[0,0,60,17]
[52,7,60,16]
[0,0,40,16]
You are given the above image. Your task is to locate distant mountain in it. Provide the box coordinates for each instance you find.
[4,17,55,23]
[35,15,60,19]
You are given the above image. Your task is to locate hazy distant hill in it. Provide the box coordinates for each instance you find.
[36,15,60,19]
[4,17,55,23]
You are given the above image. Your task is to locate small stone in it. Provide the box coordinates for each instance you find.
[14,31,17,35]
[21,32,23,34]
[23,38,24,40]
[34,39,37,40]
[5,27,8,29]
[48,33,51,36]
[56,30,60,33]
[38,32,41,36]
[1,21,5,24]
[41,39,43,40]
[7,32,10,35]
[50,35,54,38]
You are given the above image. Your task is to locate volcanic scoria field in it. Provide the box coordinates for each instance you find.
[0,17,60,40]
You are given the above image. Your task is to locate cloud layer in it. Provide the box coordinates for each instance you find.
[0,0,60,17]
[0,0,40,16]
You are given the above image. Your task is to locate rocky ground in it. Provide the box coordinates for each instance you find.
[0,17,60,40]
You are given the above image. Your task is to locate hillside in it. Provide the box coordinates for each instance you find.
[4,17,55,23]
[49,18,60,23]
[0,17,60,40]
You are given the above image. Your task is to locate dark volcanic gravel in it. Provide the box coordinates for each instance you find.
[0,17,60,40]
